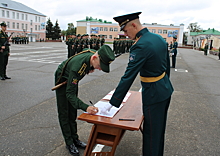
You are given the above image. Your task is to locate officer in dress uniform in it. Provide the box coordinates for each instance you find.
[54,45,115,156]
[98,12,173,156]
[171,36,178,68]
[0,22,11,80]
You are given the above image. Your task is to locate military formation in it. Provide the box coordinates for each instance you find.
[65,34,135,58]
[11,36,29,44]
[65,34,106,58]
[113,37,134,56]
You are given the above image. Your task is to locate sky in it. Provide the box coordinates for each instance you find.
[14,0,220,32]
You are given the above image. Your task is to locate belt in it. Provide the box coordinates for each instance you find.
[140,72,165,83]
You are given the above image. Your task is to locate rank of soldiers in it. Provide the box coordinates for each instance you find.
[65,34,106,58]
[65,34,134,58]
[11,36,29,44]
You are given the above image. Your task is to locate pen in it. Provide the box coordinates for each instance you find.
[119,119,135,121]
[89,101,94,106]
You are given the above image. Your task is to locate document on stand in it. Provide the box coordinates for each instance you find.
[94,101,123,118]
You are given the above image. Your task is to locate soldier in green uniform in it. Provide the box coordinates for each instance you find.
[171,36,178,68]
[204,43,208,56]
[0,22,11,80]
[99,12,173,156]
[54,45,115,156]
[100,35,105,46]
[75,34,82,53]
[95,35,101,50]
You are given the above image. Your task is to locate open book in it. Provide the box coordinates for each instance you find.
[102,90,131,103]
[93,101,123,118]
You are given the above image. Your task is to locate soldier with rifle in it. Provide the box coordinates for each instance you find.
[0,22,13,80]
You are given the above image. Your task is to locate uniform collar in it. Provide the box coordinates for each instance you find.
[136,28,149,38]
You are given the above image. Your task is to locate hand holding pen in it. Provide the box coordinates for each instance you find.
[86,101,98,114]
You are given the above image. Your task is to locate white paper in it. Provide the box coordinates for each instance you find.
[102,90,131,103]
[94,101,123,118]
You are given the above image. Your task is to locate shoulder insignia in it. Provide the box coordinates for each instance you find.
[129,53,136,62]
[78,63,87,75]
[72,79,78,84]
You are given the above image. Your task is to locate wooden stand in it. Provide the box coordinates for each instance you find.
[78,91,143,156]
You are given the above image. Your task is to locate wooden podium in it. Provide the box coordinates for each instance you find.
[77,91,143,156]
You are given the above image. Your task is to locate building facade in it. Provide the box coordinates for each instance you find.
[187,28,220,49]
[0,0,46,42]
[77,17,184,45]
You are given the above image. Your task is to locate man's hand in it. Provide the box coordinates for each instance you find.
[1,46,5,49]
[86,106,98,114]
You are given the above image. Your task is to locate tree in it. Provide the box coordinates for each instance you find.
[53,20,61,40]
[187,22,202,32]
[46,18,53,39]
[66,23,76,35]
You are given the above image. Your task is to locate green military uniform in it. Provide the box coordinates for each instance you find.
[171,36,178,68]
[111,12,173,156]
[54,45,115,147]
[204,43,208,56]
[0,23,10,80]
[101,35,105,46]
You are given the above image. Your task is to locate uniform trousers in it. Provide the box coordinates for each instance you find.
[142,97,171,156]
[171,52,177,68]
[0,52,9,77]
[55,71,79,145]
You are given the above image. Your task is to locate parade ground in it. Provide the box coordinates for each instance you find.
[0,42,220,156]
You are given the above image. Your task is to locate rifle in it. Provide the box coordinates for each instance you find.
[0,32,14,52]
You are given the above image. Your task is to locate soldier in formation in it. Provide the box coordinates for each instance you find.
[12,36,29,44]
[65,34,106,58]
[113,37,134,57]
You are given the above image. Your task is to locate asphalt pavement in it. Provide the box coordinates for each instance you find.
[0,42,219,156]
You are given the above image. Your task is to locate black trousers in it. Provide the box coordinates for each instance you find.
[0,52,9,77]
[171,53,177,68]
[142,97,171,156]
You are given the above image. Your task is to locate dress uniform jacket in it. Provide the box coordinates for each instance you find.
[110,28,173,107]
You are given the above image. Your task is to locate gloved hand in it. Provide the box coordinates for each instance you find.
[98,103,113,115]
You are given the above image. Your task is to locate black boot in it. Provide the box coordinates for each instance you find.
[74,139,87,149]
[66,144,79,156]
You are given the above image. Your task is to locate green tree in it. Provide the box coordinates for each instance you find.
[46,18,53,39]
[53,20,61,40]
[66,23,76,35]
[187,22,202,32]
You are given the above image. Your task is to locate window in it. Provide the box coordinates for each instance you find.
[99,27,103,31]
[2,10,5,17]
[22,14,24,20]
[6,11,9,18]
[31,28,33,33]
[152,29,156,33]
[17,13,19,19]
[35,16,37,22]
[12,12,15,19]
[109,35,112,39]
[17,23,19,29]
[25,24,28,30]
[22,23,24,29]
[104,27,108,31]
[7,22,10,28]
[13,22,15,29]
[38,17,40,22]
[109,27,113,31]
[158,29,162,34]
[163,30,167,34]
[114,28,118,32]
[25,14,28,20]
[38,25,40,30]
[35,25,37,30]
[30,20,33,26]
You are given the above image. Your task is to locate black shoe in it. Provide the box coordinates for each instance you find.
[74,139,87,149]
[66,144,79,156]
[1,77,5,80]
[4,76,11,79]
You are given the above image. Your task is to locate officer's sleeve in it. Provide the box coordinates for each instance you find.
[110,44,147,108]
[66,71,89,111]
